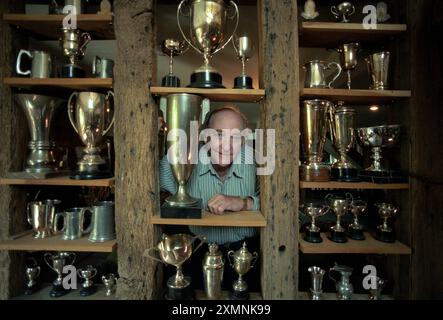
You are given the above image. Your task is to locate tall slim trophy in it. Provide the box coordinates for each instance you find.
[337,43,360,89]
[232,34,254,89]
[161,39,188,87]
[177,0,239,88]
[59,28,91,78]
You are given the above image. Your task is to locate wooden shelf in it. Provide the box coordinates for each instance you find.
[299,22,407,47]
[151,211,266,227]
[299,233,411,255]
[3,14,114,39]
[301,88,411,103]
[14,283,116,300]
[196,290,262,300]
[0,176,114,187]
[4,77,113,90]
[150,87,265,102]
[298,291,393,300]
[0,232,117,253]
[300,181,410,190]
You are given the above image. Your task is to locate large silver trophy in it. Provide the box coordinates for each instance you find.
[60,28,91,78]
[44,252,76,297]
[232,34,254,89]
[13,94,65,178]
[177,0,239,88]
[68,91,115,179]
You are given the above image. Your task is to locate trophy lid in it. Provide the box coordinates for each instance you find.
[203,243,224,269]
[232,242,255,262]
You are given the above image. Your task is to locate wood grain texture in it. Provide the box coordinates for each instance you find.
[258,0,299,299]
[0,176,114,187]
[300,88,411,104]
[113,0,163,300]
[3,77,113,90]
[300,181,410,190]
[150,87,265,102]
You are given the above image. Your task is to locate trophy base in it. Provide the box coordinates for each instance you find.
[165,280,194,300]
[162,74,181,87]
[188,71,225,88]
[24,284,40,295]
[233,75,253,89]
[49,284,70,298]
[328,229,348,243]
[374,228,395,243]
[71,163,113,180]
[229,289,249,300]
[80,285,97,297]
[304,230,323,243]
[331,167,360,182]
[358,170,408,183]
[347,227,365,240]
[62,64,85,78]
[160,199,202,219]
[300,164,330,182]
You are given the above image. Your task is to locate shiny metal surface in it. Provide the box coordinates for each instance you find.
[375,203,398,232]
[60,28,91,64]
[349,199,367,230]
[88,201,115,242]
[329,263,353,300]
[308,266,325,300]
[55,207,92,240]
[44,252,76,286]
[331,2,355,22]
[102,274,117,296]
[25,259,41,288]
[337,43,360,89]
[27,199,61,239]
[330,103,356,170]
[233,35,253,76]
[365,51,390,90]
[228,242,258,293]
[92,56,114,78]
[325,193,352,233]
[16,50,52,78]
[203,243,224,299]
[78,265,97,288]
[300,203,329,233]
[368,277,386,300]
[303,60,342,88]
[161,39,188,76]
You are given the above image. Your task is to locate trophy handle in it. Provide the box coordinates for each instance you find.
[192,235,207,254]
[90,267,98,279]
[36,266,41,278]
[144,247,166,265]
[80,207,94,234]
[16,49,32,76]
[227,250,235,267]
[250,252,259,269]
[54,212,65,234]
[328,268,339,285]
[327,62,342,88]
[26,202,32,225]
[43,253,56,272]
[177,0,202,55]
[92,56,101,76]
[77,268,83,279]
[330,6,338,17]
[232,33,239,56]
[349,6,356,16]
[324,193,333,205]
[79,32,91,54]
[102,91,115,136]
[67,92,79,135]
[212,1,239,56]
[68,252,76,266]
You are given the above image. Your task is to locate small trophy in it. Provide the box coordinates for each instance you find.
[325,193,352,243]
[308,266,325,300]
[366,51,390,90]
[77,265,98,296]
[44,252,76,297]
[300,203,330,243]
[59,28,91,78]
[301,0,319,20]
[24,258,40,295]
[368,277,386,300]
[160,39,187,87]
[331,2,356,22]
[102,274,117,296]
[374,203,398,243]
[232,35,254,89]
[228,242,258,300]
[337,43,360,90]
[348,199,367,240]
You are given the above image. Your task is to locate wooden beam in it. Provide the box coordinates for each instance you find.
[113,0,163,300]
[258,0,299,299]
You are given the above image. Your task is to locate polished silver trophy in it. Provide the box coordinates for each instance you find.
[145,233,205,300]
[337,43,360,89]
[55,207,92,240]
[329,102,358,181]
[77,265,98,296]
[374,203,399,243]
[89,201,115,243]
[303,60,342,88]
[161,39,188,87]
[68,91,115,179]
[331,2,355,22]
[13,94,65,178]
[348,199,367,240]
[27,199,61,238]
[44,252,76,297]
[300,203,329,243]
[368,277,386,300]
[177,0,239,88]
[329,263,353,300]
[203,243,224,300]
[102,274,117,296]
[59,28,91,78]
[325,193,352,243]
[308,266,325,300]
[232,34,254,89]
[228,242,258,300]
[365,51,390,90]
[24,257,41,295]
[301,99,333,182]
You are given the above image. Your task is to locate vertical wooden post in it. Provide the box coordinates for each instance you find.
[113,0,163,299]
[257,0,299,299]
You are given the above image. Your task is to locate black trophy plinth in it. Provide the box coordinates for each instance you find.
[62,64,85,78]
[331,167,360,182]
[233,75,253,89]
[70,163,113,180]
[374,228,395,243]
[80,285,97,297]
[304,229,323,243]
[164,278,194,300]
[188,71,224,88]
[329,229,348,243]
[347,227,365,240]
[162,74,181,87]
[358,170,408,183]
[229,289,249,300]
[24,284,40,295]
[160,199,202,219]
[49,284,70,298]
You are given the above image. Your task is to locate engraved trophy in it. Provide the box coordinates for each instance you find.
[228,242,258,300]
[325,193,352,243]
[44,252,76,297]
[145,233,205,300]
[308,266,325,300]
[374,203,399,243]
[348,199,367,240]
[161,39,188,87]
[77,265,98,296]
[24,258,41,295]
[102,274,117,296]
[67,91,115,179]
[337,43,360,90]
[203,243,224,300]
[300,203,330,243]
[232,34,254,89]
[329,263,353,300]
[177,0,239,88]
[331,2,355,22]
[59,28,91,78]
[365,51,390,90]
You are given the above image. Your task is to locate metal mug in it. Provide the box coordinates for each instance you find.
[27,199,61,238]
[303,60,342,88]
[88,201,115,242]
[92,56,114,78]
[16,50,52,78]
[55,207,92,240]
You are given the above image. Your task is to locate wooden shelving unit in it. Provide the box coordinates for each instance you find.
[299,22,407,48]
[150,86,266,103]
[0,232,117,253]
[301,88,412,103]
[300,181,410,190]
[3,14,114,39]
[151,211,266,227]
[298,291,394,300]
[0,176,114,187]
[299,233,411,255]
[4,77,113,90]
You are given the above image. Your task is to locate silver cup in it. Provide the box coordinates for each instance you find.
[325,193,352,240]
[27,199,61,238]
[92,56,114,78]
[232,34,254,89]
[374,203,398,234]
[228,242,258,298]
[160,39,188,87]
[366,51,390,90]
[88,201,115,242]
[60,28,91,77]
[368,277,386,300]
[303,60,342,89]
[16,50,52,78]
[349,200,367,232]
[55,207,92,240]
[102,274,117,296]
[25,258,41,292]
[44,252,76,287]
[308,266,325,300]
[337,43,360,89]
[331,2,356,22]
[77,265,97,289]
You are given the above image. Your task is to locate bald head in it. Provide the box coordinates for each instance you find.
[207,106,248,130]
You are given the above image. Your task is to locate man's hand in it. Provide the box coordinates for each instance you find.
[207,194,251,215]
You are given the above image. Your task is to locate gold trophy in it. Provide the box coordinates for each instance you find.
[228,242,258,300]
[232,34,254,89]
[177,0,239,88]
[59,28,91,78]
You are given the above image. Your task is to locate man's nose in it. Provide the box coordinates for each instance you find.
[221,136,232,152]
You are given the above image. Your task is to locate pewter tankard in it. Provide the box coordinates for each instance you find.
[16,50,52,78]
[55,207,92,240]
[27,199,61,238]
[88,201,115,242]
[92,56,114,78]
[303,60,342,88]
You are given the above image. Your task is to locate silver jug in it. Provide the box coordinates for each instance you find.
[88,201,115,243]
[303,60,342,88]
[55,207,92,240]
[329,263,353,300]
[27,199,61,238]
[16,50,52,78]
[203,243,224,300]
[92,56,114,78]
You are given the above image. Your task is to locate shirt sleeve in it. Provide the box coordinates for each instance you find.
[159,155,178,195]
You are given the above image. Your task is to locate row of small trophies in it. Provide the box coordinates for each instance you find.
[308,263,386,300]
[301,194,399,244]
[25,254,117,298]
[145,234,258,300]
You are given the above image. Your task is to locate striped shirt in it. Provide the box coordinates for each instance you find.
[159,146,260,244]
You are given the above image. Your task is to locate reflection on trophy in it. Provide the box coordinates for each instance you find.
[145,233,205,300]
[308,266,325,300]
[102,274,117,296]
[161,39,188,87]
[78,265,98,296]
[67,91,115,179]
[374,203,398,243]
[228,242,258,300]
[331,2,356,22]
[27,199,61,238]
[177,0,239,88]
[329,263,353,300]
[337,43,360,90]
[59,28,91,78]
[303,60,342,89]
[329,102,358,182]
[44,252,76,297]
[24,258,40,295]
[325,193,352,243]
[300,99,333,182]
[348,199,367,240]
[13,94,65,177]
[368,277,386,300]
[300,203,329,243]
[159,93,209,218]
[365,51,390,90]
[232,34,254,89]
